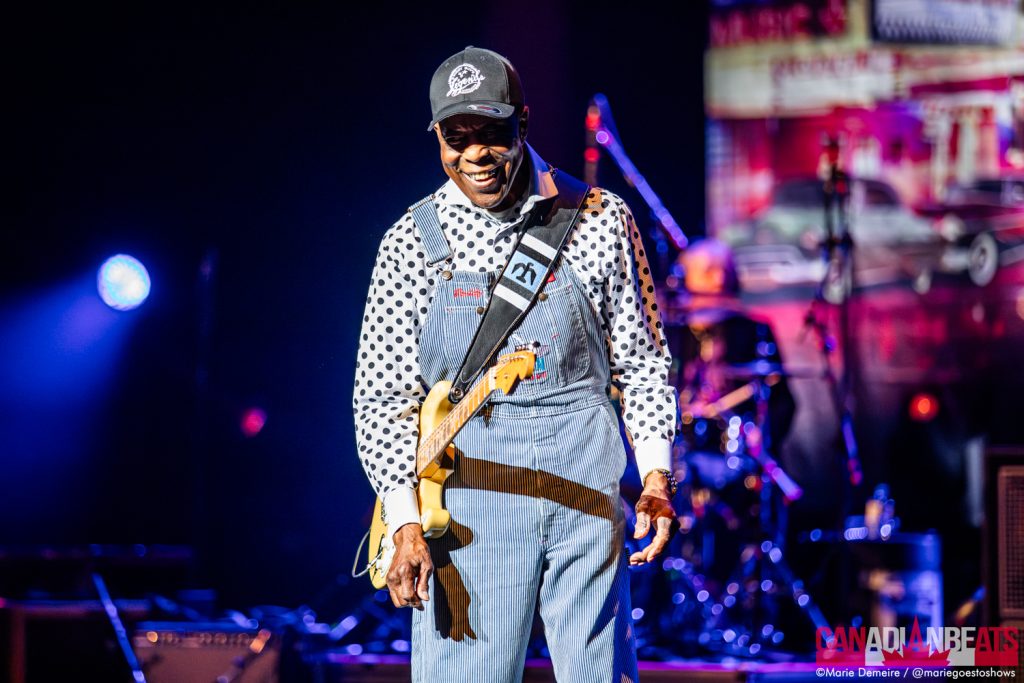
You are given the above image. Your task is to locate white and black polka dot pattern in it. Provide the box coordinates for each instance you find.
[353,182,675,497]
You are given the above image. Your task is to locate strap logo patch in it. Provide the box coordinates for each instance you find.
[506,251,546,289]
[447,64,485,97]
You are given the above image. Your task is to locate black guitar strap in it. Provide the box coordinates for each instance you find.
[447,171,590,403]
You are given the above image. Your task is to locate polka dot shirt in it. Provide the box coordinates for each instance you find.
[353,148,676,507]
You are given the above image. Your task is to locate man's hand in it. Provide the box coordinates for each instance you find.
[630,471,678,566]
[386,523,433,609]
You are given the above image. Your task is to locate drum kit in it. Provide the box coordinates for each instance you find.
[586,106,861,659]
[626,299,831,660]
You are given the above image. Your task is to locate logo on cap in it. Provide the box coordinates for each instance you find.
[447,64,485,97]
[467,104,501,114]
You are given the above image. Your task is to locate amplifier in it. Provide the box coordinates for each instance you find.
[983,447,1024,674]
[984,447,1024,624]
[133,622,279,683]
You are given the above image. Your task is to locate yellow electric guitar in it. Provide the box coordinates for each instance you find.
[365,347,536,589]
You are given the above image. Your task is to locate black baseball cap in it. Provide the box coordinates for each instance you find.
[427,46,525,131]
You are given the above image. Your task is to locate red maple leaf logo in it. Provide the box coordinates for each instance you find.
[883,647,951,667]
[883,618,950,667]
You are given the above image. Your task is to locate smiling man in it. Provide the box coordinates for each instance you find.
[436,114,528,210]
[353,46,678,682]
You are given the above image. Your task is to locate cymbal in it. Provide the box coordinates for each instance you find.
[663,304,745,327]
[721,361,819,379]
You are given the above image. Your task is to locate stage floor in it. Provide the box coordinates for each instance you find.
[315,654,826,682]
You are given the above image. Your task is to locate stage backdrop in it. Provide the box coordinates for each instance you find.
[704,0,1024,612]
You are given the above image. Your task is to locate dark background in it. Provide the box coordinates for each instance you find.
[1,3,708,611]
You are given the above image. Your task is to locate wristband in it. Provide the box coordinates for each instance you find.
[642,468,678,496]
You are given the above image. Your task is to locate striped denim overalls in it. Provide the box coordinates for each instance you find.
[410,200,638,683]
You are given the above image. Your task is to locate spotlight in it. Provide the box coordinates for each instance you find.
[97,255,151,311]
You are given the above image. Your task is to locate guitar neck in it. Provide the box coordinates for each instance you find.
[416,378,493,477]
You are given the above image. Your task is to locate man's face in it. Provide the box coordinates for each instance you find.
[684,251,727,295]
[435,110,528,211]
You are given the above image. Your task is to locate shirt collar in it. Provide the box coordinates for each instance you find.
[437,144,558,223]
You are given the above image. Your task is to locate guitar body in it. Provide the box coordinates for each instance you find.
[415,380,457,537]
[367,381,456,589]
[363,348,534,590]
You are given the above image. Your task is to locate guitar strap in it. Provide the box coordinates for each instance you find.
[408,170,590,404]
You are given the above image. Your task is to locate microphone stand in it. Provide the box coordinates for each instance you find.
[802,135,863,541]
[585,94,689,255]
[92,572,147,683]
[791,139,867,647]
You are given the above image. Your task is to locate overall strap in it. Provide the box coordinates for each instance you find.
[448,171,591,403]
[409,195,452,268]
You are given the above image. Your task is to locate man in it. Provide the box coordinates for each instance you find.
[353,47,677,682]
[670,238,796,456]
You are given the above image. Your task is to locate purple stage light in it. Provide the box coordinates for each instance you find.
[97,255,151,311]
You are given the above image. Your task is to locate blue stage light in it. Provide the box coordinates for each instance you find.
[97,255,150,311]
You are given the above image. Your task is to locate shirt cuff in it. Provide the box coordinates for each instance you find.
[383,486,420,538]
[634,439,672,487]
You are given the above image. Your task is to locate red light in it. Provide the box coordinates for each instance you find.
[241,407,267,437]
[909,393,939,422]
[585,114,600,131]
[584,148,600,164]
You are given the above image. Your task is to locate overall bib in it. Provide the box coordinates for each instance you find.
[410,201,638,683]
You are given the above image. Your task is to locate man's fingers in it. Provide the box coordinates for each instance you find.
[629,541,664,566]
[644,517,673,559]
[629,547,660,565]
[401,571,420,608]
[388,564,423,609]
[391,588,422,609]
[389,585,416,609]
[385,527,432,610]
[416,559,433,602]
[633,512,651,539]
[629,516,675,565]
[388,582,414,609]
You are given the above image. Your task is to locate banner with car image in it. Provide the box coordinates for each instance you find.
[699,0,1024,598]
[707,1,1024,295]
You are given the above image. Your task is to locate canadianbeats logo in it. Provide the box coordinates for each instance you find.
[815,617,1019,668]
[447,63,485,97]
